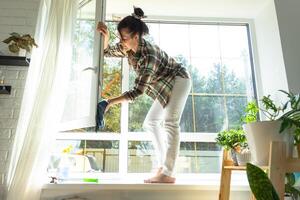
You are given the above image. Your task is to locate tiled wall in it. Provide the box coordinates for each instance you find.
[0,0,40,198]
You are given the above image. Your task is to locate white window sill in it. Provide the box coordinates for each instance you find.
[41,173,251,199]
[42,172,250,191]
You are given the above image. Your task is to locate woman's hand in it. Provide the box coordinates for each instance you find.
[105,95,128,113]
[105,99,113,113]
[96,22,109,49]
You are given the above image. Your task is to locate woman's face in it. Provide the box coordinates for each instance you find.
[119,28,139,52]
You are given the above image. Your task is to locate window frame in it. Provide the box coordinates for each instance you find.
[56,11,259,181]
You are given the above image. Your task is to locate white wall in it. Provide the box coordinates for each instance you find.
[0,0,40,199]
[274,0,300,93]
[252,0,289,106]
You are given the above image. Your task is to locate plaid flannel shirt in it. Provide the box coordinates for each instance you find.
[104,39,190,107]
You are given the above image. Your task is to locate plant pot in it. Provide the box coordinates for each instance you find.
[284,194,293,200]
[243,120,293,166]
[230,149,238,166]
[18,49,26,57]
[236,150,251,166]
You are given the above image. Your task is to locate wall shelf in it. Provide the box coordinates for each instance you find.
[0,55,30,66]
[0,85,11,94]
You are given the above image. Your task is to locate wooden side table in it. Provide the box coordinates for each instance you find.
[218,150,268,200]
[219,141,300,200]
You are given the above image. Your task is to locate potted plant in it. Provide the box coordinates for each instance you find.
[243,92,294,166]
[215,128,249,165]
[2,32,38,56]
[279,90,300,157]
[246,163,280,200]
[285,173,300,199]
[247,163,300,200]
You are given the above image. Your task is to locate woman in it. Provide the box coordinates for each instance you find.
[97,7,191,183]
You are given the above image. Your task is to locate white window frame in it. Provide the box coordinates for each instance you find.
[56,6,259,181]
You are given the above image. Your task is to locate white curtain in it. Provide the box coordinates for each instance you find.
[6,0,77,199]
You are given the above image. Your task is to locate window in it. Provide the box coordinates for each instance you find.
[48,0,256,180]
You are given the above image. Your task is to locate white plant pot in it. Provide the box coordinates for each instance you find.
[284,196,292,200]
[236,151,251,166]
[18,49,26,57]
[243,120,293,166]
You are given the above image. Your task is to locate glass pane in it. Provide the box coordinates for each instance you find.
[101,57,122,133]
[85,140,119,172]
[128,141,154,173]
[219,26,249,58]
[128,70,153,132]
[178,142,221,173]
[146,23,160,45]
[48,140,119,176]
[222,58,247,94]
[190,57,221,93]
[226,97,247,129]
[190,25,220,58]
[60,0,97,131]
[101,22,122,133]
[180,96,194,132]
[128,95,153,132]
[194,96,225,133]
[159,24,190,58]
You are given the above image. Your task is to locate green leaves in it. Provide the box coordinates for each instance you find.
[241,101,258,124]
[242,91,300,145]
[215,129,246,150]
[260,95,284,120]
[278,91,300,143]
[285,173,300,200]
[2,32,38,54]
[246,163,280,200]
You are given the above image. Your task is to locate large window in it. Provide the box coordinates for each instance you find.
[48,0,256,180]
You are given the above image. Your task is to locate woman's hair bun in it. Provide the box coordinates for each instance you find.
[132,6,146,19]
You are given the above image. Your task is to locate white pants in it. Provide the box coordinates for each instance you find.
[143,76,191,176]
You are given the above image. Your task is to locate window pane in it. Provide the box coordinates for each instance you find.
[190,58,221,93]
[226,96,247,129]
[146,23,160,45]
[85,140,119,172]
[128,70,153,132]
[128,96,152,132]
[190,25,220,58]
[60,2,97,131]
[48,140,119,175]
[178,142,221,173]
[222,58,247,94]
[219,26,249,58]
[159,24,190,58]
[101,22,122,133]
[194,96,225,133]
[180,96,194,132]
[101,57,122,133]
[128,141,154,173]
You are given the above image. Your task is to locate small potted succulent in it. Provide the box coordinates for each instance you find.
[2,32,38,56]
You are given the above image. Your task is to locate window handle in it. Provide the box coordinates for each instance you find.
[82,67,98,73]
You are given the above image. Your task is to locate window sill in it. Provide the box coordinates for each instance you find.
[42,181,250,191]
[41,181,250,200]
[42,172,250,191]
[41,173,251,199]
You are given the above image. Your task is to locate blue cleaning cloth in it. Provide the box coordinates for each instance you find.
[96,100,108,129]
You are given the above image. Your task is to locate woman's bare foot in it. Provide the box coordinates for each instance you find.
[156,167,163,175]
[144,173,176,183]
